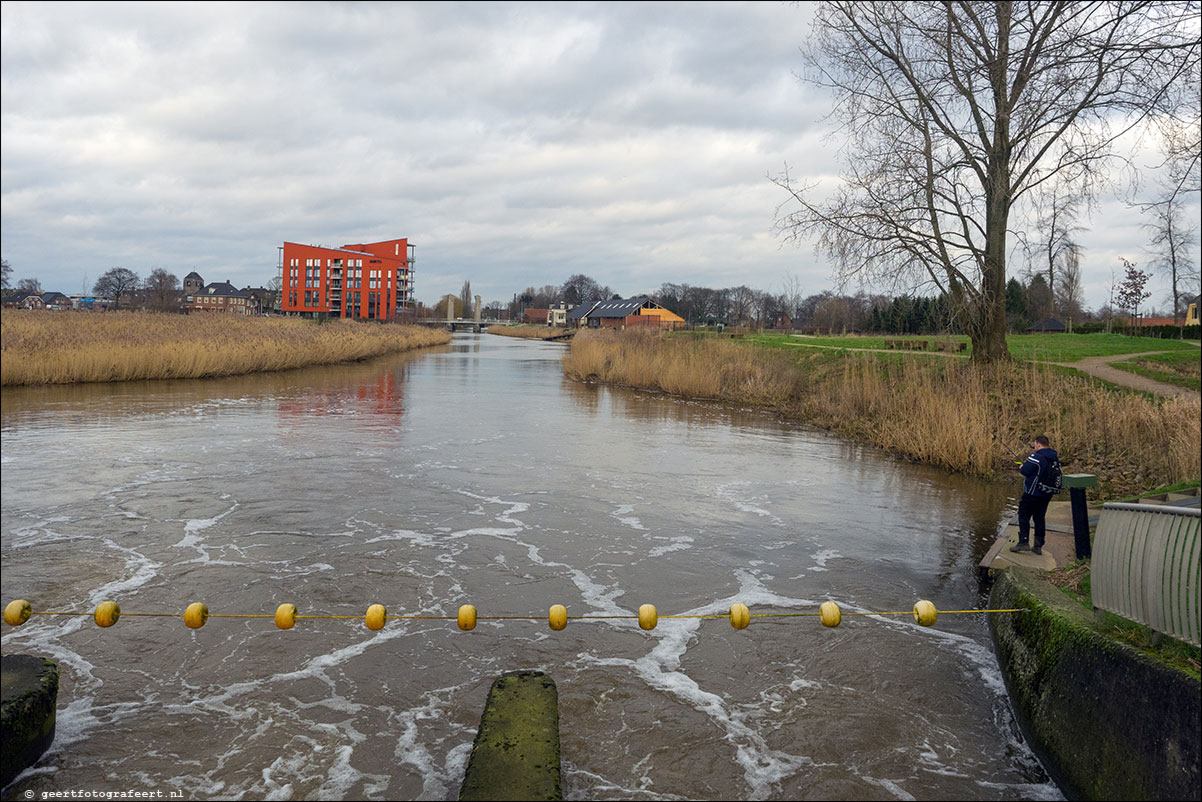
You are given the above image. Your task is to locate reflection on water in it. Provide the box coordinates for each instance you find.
[0,334,1056,801]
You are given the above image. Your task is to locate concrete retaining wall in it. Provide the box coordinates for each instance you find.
[990,567,1200,800]
[1,654,59,786]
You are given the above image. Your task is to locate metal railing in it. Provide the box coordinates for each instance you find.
[1092,502,1200,647]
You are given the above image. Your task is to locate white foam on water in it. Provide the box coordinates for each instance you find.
[835,603,1065,798]
[4,517,80,550]
[914,738,969,779]
[389,685,478,800]
[715,481,785,527]
[857,773,918,800]
[648,535,694,558]
[564,763,689,800]
[364,529,441,548]
[315,743,391,800]
[612,504,649,531]
[976,778,1065,800]
[809,548,841,571]
[172,499,239,555]
[582,570,824,798]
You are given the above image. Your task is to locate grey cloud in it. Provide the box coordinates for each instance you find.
[5,1,1190,309]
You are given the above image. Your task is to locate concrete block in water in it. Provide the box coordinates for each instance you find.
[459,670,561,801]
[1,654,59,786]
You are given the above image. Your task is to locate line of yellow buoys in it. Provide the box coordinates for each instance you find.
[5,598,1023,633]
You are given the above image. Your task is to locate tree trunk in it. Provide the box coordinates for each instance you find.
[972,2,1013,366]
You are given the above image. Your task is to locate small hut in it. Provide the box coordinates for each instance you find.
[1026,318,1067,333]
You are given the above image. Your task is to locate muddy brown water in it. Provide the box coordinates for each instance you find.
[1,333,1061,800]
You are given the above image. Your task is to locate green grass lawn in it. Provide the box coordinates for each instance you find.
[726,330,1199,363]
[1007,333,1198,362]
[1109,349,1201,392]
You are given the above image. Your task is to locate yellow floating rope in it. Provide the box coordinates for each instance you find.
[4,598,1027,633]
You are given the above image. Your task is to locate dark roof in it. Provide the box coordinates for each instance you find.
[1026,318,1067,332]
[587,298,648,319]
[41,292,70,303]
[184,271,203,281]
[567,301,600,321]
[203,282,252,298]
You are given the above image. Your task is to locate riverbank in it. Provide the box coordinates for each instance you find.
[489,324,573,340]
[0,310,450,386]
[562,329,1200,497]
[989,566,1200,800]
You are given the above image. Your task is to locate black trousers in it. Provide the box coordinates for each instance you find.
[1017,493,1052,548]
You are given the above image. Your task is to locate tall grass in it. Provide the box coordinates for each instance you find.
[1,311,450,386]
[563,329,1201,493]
[489,325,573,340]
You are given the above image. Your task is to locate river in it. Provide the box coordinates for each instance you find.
[0,333,1061,801]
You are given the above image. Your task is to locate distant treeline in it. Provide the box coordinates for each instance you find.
[496,272,1196,335]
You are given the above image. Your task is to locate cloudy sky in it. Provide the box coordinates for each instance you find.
[2,1,1197,311]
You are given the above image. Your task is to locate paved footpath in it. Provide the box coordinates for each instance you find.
[1052,349,1200,402]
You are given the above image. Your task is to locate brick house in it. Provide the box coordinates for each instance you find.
[185,281,259,315]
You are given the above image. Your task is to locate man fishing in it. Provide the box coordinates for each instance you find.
[1010,435,1060,556]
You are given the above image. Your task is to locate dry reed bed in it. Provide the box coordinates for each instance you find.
[563,329,1201,493]
[1,311,450,386]
[489,325,573,340]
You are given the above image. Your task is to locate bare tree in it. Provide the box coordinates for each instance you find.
[459,281,472,319]
[774,1,1199,363]
[1058,246,1086,323]
[94,267,140,310]
[266,275,283,312]
[144,268,181,313]
[17,277,42,294]
[780,274,805,325]
[1143,185,1200,324]
[0,259,11,292]
[1021,183,1085,317]
[727,285,758,327]
[561,274,607,306]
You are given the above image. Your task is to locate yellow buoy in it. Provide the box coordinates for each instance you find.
[458,604,477,631]
[638,604,658,631]
[4,599,32,627]
[184,602,209,629]
[913,600,938,627]
[729,603,750,630]
[94,601,121,628]
[365,604,387,631]
[275,603,298,630]
[819,601,842,628]
[549,604,567,631]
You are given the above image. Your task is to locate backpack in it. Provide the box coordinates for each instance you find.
[1037,458,1063,495]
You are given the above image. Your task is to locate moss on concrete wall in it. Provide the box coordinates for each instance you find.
[1,654,59,786]
[990,567,1200,800]
[459,670,561,801]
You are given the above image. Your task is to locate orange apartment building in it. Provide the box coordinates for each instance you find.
[280,238,415,320]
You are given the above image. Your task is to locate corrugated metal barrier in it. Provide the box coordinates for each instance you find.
[1092,502,1200,647]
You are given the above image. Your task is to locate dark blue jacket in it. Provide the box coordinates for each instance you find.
[1020,448,1059,497]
